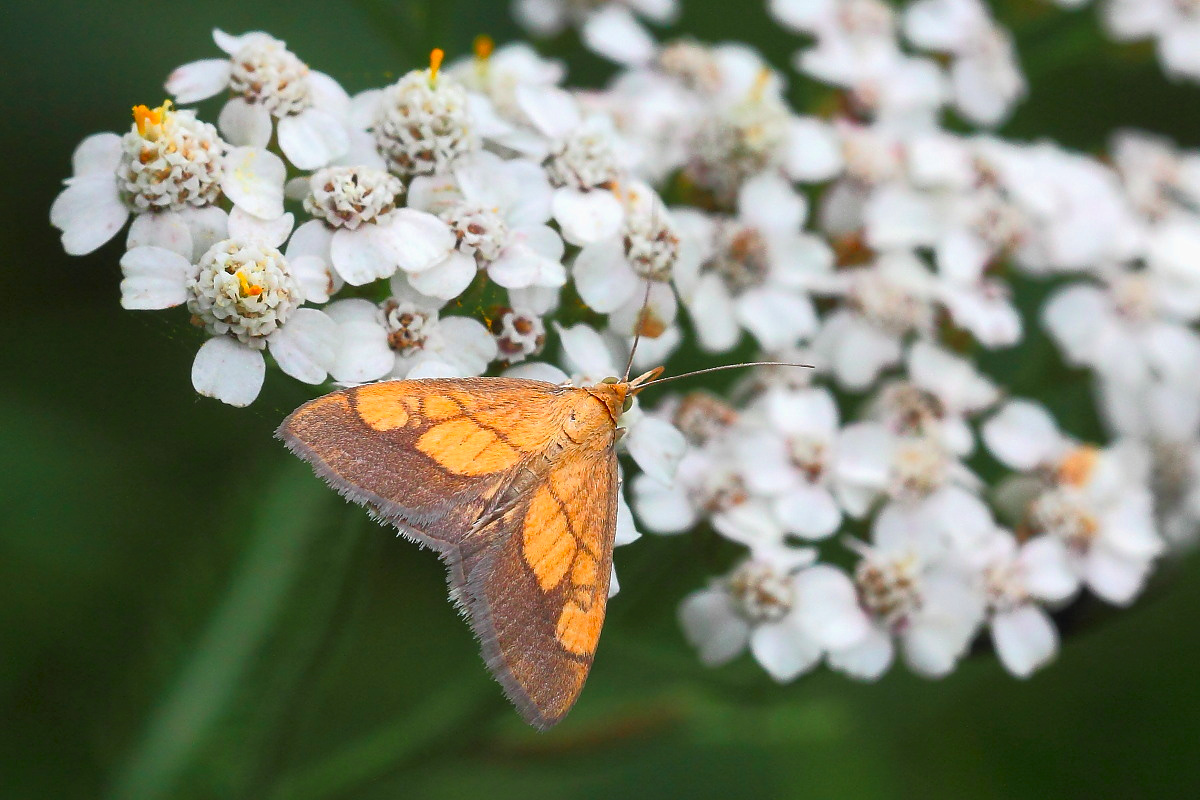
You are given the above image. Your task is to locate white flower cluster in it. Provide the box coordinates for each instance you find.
[51,2,1200,686]
[1045,0,1200,83]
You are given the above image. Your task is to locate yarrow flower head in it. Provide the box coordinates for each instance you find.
[165,29,351,169]
[369,50,478,182]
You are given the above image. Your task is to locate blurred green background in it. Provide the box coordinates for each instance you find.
[4,1,1200,797]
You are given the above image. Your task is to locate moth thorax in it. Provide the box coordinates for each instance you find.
[877,382,945,437]
[1028,488,1098,554]
[713,223,770,292]
[728,561,793,623]
[671,392,737,445]
[855,554,922,630]
[889,437,949,498]
[379,300,432,353]
[229,36,313,117]
[493,308,545,363]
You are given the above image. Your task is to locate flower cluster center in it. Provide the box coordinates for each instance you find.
[229,37,313,117]
[304,166,404,229]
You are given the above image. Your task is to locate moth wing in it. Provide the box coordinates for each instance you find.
[278,377,618,728]
[472,437,618,729]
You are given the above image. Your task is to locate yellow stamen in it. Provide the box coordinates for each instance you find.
[473,35,494,61]
[237,271,263,297]
[429,48,445,82]
[1057,446,1099,487]
[132,99,173,137]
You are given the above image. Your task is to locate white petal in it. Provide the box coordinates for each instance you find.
[227,206,293,248]
[774,483,843,539]
[221,147,286,220]
[632,473,698,533]
[327,300,393,383]
[50,176,127,255]
[783,117,844,182]
[330,227,397,286]
[688,274,741,353]
[991,605,1057,679]
[626,417,687,484]
[827,625,893,680]
[277,108,350,170]
[407,251,477,299]
[504,361,569,383]
[554,188,624,246]
[290,255,338,303]
[1020,536,1078,602]
[581,6,656,66]
[71,133,122,177]
[127,211,193,260]
[119,246,192,309]
[678,589,750,666]
[735,288,817,351]
[554,322,617,377]
[573,238,638,313]
[436,316,498,375]
[380,210,456,273]
[268,308,338,384]
[177,206,230,261]
[165,59,231,104]
[191,337,265,407]
[614,495,641,546]
[982,400,1063,471]
[750,621,821,682]
[218,98,273,149]
[1084,546,1150,606]
[514,84,581,140]
[793,565,871,649]
[738,172,806,231]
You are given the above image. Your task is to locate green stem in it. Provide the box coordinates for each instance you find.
[108,459,332,800]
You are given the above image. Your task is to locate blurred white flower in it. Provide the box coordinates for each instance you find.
[513,0,678,65]
[165,29,350,169]
[676,173,831,353]
[680,549,871,681]
[828,538,985,679]
[1104,0,1200,82]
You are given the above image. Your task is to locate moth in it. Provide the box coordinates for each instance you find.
[277,360,797,729]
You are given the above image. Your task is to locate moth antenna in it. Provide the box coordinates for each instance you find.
[622,280,655,382]
[632,361,813,392]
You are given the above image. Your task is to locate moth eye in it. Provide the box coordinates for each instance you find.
[601,376,619,384]
[622,397,632,412]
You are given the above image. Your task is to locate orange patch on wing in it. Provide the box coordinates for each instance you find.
[523,485,575,591]
[417,418,522,475]
[555,598,604,656]
[423,394,462,421]
[355,387,410,431]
